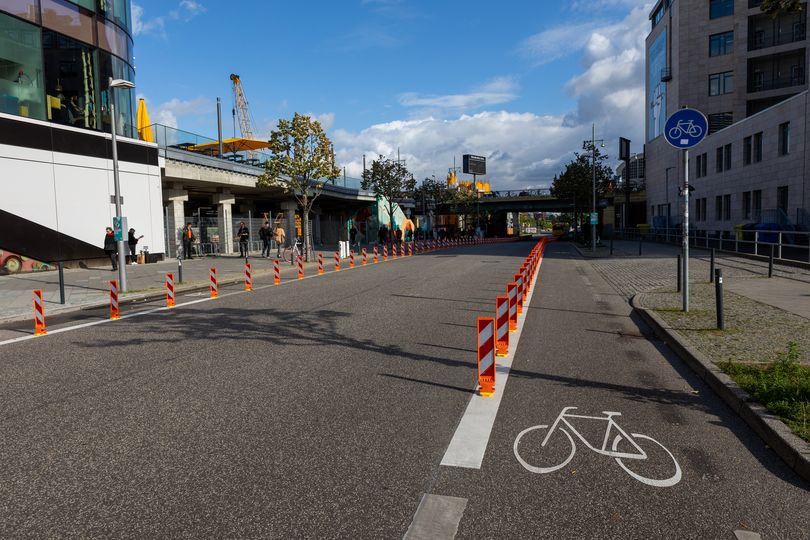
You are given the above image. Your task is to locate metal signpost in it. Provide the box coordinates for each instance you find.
[664,108,707,312]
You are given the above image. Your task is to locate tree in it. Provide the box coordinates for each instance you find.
[550,149,614,231]
[361,156,417,234]
[760,0,803,16]
[258,113,340,261]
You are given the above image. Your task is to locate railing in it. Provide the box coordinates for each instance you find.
[149,123,273,170]
[486,189,552,198]
[613,226,810,264]
[748,72,805,92]
[748,26,806,51]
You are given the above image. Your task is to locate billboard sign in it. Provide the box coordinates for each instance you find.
[463,154,486,175]
[647,29,667,141]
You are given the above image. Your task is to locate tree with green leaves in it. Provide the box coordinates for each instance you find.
[550,149,614,230]
[361,156,417,234]
[258,113,340,261]
[760,0,803,16]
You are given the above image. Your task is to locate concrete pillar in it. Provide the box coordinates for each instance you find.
[281,200,297,242]
[163,184,188,257]
[313,206,322,245]
[214,190,236,254]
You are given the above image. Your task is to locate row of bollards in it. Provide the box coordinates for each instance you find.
[676,250,724,330]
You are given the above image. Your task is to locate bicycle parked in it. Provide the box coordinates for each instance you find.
[282,237,303,265]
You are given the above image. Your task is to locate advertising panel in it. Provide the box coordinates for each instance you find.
[648,28,667,141]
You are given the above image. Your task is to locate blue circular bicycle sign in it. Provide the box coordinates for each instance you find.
[664,108,708,149]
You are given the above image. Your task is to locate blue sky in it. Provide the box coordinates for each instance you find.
[133,0,651,189]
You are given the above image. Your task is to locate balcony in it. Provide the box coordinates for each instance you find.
[747,49,806,92]
[748,12,807,51]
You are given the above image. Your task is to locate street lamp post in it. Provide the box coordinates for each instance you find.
[583,125,605,253]
[109,77,135,292]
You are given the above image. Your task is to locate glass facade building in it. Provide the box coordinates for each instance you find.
[0,0,136,137]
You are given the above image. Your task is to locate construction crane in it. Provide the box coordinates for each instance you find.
[229,73,256,141]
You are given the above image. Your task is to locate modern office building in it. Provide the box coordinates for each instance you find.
[645,0,810,231]
[0,0,165,266]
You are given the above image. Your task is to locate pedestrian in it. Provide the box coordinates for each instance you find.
[395,226,402,244]
[381,224,389,244]
[378,225,385,245]
[259,221,272,257]
[237,221,250,257]
[274,222,286,257]
[349,224,358,249]
[103,227,117,270]
[182,222,195,259]
[127,227,143,264]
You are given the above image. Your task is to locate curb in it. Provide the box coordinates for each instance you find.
[631,293,810,483]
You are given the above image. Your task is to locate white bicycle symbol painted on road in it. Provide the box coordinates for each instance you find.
[513,406,682,488]
[668,119,703,140]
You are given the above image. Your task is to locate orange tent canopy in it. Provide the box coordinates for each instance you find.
[188,138,271,155]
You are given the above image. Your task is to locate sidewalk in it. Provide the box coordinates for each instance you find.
[577,239,810,320]
[0,247,360,324]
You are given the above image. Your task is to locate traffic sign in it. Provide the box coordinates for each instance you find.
[664,108,707,149]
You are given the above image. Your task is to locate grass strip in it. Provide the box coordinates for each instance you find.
[719,343,810,443]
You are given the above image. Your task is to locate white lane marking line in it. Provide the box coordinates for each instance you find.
[440,252,542,469]
[403,494,468,540]
[0,247,458,347]
[734,531,762,540]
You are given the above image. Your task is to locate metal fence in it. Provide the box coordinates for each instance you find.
[614,226,810,264]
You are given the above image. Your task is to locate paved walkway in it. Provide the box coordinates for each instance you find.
[0,245,375,324]
[578,240,810,320]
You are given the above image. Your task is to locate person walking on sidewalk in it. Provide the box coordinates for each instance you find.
[182,223,195,259]
[237,222,250,257]
[259,221,272,258]
[103,227,117,270]
[349,224,358,250]
[128,227,143,264]
[274,223,286,257]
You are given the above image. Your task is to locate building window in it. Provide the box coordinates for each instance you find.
[709,31,734,56]
[779,121,790,155]
[716,195,723,220]
[708,112,733,134]
[754,131,763,162]
[42,29,97,129]
[777,185,789,215]
[710,0,733,19]
[753,189,762,220]
[0,12,46,120]
[743,191,752,220]
[724,143,732,170]
[716,147,724,173]
[0,0,41,23]
[701,198,707,222]
[743,136,752,165]
[709,71,734,96]
[40,0,95,46]
[696,153,705,178]
[723,194,731,220]
[97,49,135,137]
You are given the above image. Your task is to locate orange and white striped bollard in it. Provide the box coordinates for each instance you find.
[109,279,120,320]
[318,252,324,275]
[210,268,218,298]
[373,246,379,263]
[245,263,252,292]
[350,250,355,268]
[334,251,340,271]
[297,256,304,279]
[477,317,496,397]
[362,248,368,266]
[33,289,46,336]
[274,259,280,285]
[166,272,176,308]
[496,296,509,357]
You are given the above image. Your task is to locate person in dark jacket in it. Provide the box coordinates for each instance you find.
[237,222,250,257]
[259,222,272,258]
[103,227,117,270]
[127,228,143,263]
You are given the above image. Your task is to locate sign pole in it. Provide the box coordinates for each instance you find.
[682,148,689,312]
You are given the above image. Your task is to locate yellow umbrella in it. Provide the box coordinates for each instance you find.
[137,98,154,142]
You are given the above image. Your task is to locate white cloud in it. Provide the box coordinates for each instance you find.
[139,96,209,129]
[332,4,652,190]
[131,1,206,37]
[399,77,519,112]
[332,112,583,189]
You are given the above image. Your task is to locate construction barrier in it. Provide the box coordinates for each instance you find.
[383,244,388,261]
[33,289,46,336]
[274,259,281,285]
[477,317,496,397]
[496,295,509,357]
[210,268,218,298]
[109,280,120,320]
[407,243,412,257]
[507,282,518,332]
[245,263,253,292]
[514,273,523,315]
[350,250,355,268]
[318,252,324,275]
[334,251,341,271]
[362,248,368,266]
[373,246,379,264]
[297,256,304,279]
[393,243,398,259]
[166,272,176,308]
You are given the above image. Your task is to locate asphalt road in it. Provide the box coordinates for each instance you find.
[0,239,807,538]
